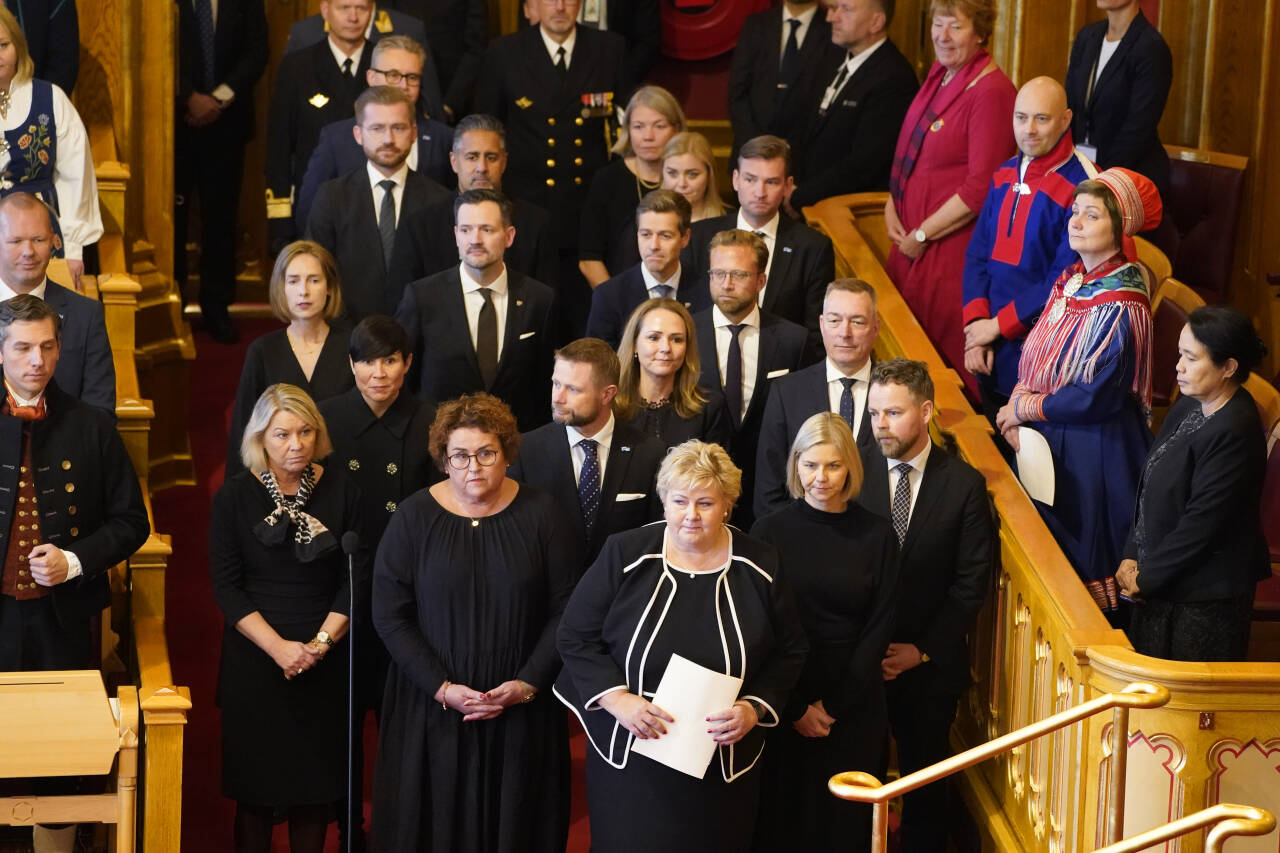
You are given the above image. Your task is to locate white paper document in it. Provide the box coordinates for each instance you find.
[631,654,744,779]
[1015,426,1056,507]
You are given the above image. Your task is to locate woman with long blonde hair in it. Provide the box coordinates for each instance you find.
[661,131,727,222]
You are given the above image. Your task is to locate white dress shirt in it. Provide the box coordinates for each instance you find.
[567,412,615,485]
[825,357,871,430]
[819,37,886,111]
[886,439,932,524]
[779,5,819,54]
[640,262,681,300]
[540,25,578,68]
[713,304,761,418]
[0,278,48,301]
[460,263,509,358]
[0,81,102,262]
[367,160,409,227]
[736,209,781,288]
[327,36,366,74]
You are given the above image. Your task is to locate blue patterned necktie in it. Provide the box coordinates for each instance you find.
[655,284,673,300]
[838,377,857,431]
[578,438,601,539]
[891,462,913,545]
[194,0,218,91]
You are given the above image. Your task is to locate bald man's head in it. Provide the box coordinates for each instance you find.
[1013,76,1072,159]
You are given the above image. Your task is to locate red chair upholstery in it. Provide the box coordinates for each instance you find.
[1148,278,1204,410]
[1158,146,1249,304]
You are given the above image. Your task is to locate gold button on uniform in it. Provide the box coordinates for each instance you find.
[70,527,79,536]
[574,138,583,147]
[18,540,26,547]
[547,138,555,147]
[546,178,556,187]
[68,506,76,515]
[17,511,24,517]
[65,483,74,493]
[547,117,556,126]
[574,177,582,185]
[61,460,71,470]
[574,157,583,166]
[20,466,27,474]
[385,501,397,513]
[17,525,25,532]
[18,555,25,563]
[574,117,583,126]
[348,459,360,471]
[546,158,556,168]
[386,463,398,475]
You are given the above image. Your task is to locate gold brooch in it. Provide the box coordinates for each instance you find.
[515,97,533,110]
[308,93,330,109]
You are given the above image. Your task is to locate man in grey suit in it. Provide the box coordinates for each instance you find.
[0,194,114,414]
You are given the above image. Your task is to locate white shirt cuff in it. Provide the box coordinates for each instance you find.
[62,549,82,580]
[212,84,235,104]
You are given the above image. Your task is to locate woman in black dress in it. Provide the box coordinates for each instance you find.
[1116,306,1270,660]
[227,240,354,474]
[578,85,686,287]
[556,440,808,853]
[615,297,731,450]
[750,412,897,851]
[371,393,580,852]
[210,383,363,853]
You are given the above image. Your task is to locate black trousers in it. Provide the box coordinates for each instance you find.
[175,114,249,316]
[886,666,964,853]
[0,594,91,670]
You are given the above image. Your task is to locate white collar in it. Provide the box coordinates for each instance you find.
[0,277,48,301]
[736,210,780,241]
[886,438,932,474]
[459,262,509,294]
[540,25,577,65]
[568,411,615,450]
[327,36,365,71]
[825,357,871,384]
[640,261,680,291]
[783,4,818,26]
[845,36,887,68]
[4,379,43,408]
[367,159,410,191]
[712,303,760,330]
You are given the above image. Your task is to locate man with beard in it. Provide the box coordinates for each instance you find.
[859,358,992,853]
[394,188,556,431]
[690,230,811,530]
[307,85,449,319]
[509,337,664,566]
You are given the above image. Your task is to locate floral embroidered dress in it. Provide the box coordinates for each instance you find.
[1009,253,1153,611]
[0,79,102,262]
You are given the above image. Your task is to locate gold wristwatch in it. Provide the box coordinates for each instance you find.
[315,631,333,647]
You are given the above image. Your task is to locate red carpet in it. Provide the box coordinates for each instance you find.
[155,318,593,851]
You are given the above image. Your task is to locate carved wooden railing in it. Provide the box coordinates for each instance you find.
[804,193,1280,852]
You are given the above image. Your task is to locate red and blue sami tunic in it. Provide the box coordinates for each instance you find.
[962,131,1096,396]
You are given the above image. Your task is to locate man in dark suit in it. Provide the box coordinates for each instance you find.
[509,337,664,566]
[0,295,150,853]
[176,0,269,344]
[395,189,557,432]
[265,0,374,253]
[787,0,919,211]
[381,0,489,118]
[0,195,114,414]
[389,114,557,293]
[586,190,698,349]
[306,86,449,319]
[692,230,811,530]
[685,135,835,340]
[296,36,454,229]
[754,277,878,519]
[473,0,632,337]
[728,0,838,163]
[579,0,660,82]
[860,358,992,853]
[8,0,78,94]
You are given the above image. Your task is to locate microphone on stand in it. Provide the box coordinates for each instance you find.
[341,530,360,853]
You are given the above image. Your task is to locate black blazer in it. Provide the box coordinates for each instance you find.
[753,359,874,520]
[603,0,661,82]
[306,166,449,319]
[685,213,835,337]
[176,0,269,142]
[394,266,557,432]
[790,39,919,210]
[381,0,490,114]
[296,116,455,229]
[727,8,837,159]
[1064,11,1172,201]
[857,442,992,689]
[0,382,149,625]
[44,280,116,414]
[508,418,666,565]
[388,193,558,296]
[12,0,80,94]
[693,307,812,529]
[585,264,701,349]
[1123,389,1270,602]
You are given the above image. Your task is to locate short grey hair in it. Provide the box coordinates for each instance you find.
[452,114,507,153]
[371,34,426,66]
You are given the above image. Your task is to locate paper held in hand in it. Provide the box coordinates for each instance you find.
[1015,425,1055,507]
[631,654,744,779]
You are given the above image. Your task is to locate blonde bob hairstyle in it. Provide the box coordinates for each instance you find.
[615,298,708,421]
[267,240,344,323]
[661,131,726,219]
[240,383,333,473]
[785,412,864,502]
[0,8,36,88]
[612,85,686,158]
[656,440,743,515]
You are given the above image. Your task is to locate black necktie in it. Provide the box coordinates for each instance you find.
[342,56,353,79]
[724,324,744,424]
[779,18,802,86]
[891,462,913,544]
[578,438,601,539]
[476,287,498,387]
[839,377,857,431]
[555,46,568,76]
[377,179,396,266]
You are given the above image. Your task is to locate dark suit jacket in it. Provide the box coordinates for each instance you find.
[296,116,455,230]
[0,382,149,626]
[693,307,812,529]
[381,0,489,114]
[790,39,920,210]
[283,6,445,121]
[685,213,835,336]
[306,166,449,319]
[585,264,701,349]
[1064,11,1172,201]
[1123,389,1270,602]
[753,359,874,519]
[42,280,116,414]
[508,418,666,565]
[176,0,269,143]
[388,193,558,297]
[858,442,992,689]
[728,8,836,159]
[603,0,661,82]
[10,0,78,94]
[472,25,633,249]
[394,266,557,432]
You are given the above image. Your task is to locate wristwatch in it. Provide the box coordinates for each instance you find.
[920,651,931,664]
[913,227,928,243]
[314,631,334,647]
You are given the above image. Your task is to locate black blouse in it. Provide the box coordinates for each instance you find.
[578,158,650,274]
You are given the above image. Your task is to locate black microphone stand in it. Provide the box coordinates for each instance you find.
[342,531,360,853]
